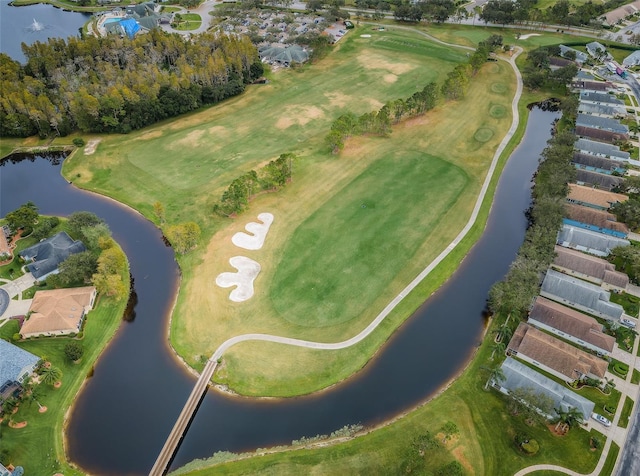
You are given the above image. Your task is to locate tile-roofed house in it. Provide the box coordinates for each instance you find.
[552,245,629,292]
[507,322,608,383]
[540,269,624,322]
[571,153,626,176]
[575,169,624,191]
[528,297,616,355]
[560,45,588,64]
[567,184,628,210]
[601,0,640,26]
[578,102,626,118]
[494,357,595,420]
[19,231,86,280]
[576,114,629,142]
[20,287,97,338]
[0,339,39,401]
[557,224,629,256]
[579,91,625,106]
[550,57,574,69]
[564,203,628,236]
[586,41,612,60]
[572,79,613,92]
[574,138,630,162]
[623,50,640,67]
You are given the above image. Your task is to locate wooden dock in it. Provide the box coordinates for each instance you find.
[149,358,218,476]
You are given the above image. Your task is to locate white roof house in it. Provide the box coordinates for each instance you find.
[623,50,640,67]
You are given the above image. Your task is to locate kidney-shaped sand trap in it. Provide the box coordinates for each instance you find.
[216,256,261,302]
[231,213,274,250]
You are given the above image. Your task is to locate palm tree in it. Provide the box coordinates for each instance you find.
[491,340,506,360]
[481,365,505,391]
[41,366,62,386]
[555,407,584,432]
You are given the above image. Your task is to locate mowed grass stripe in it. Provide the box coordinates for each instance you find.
[271,153,467,327]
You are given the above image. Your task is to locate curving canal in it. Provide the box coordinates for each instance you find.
[0,107,559,474]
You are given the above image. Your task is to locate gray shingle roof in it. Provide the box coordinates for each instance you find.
[575,169,624,190]
[578,102,626,117]
[529,296,616,353]
[557,224,629,256]
[575,138,630,161]
[560,45,588,63]
[575,71,595,80]
[576,114,629,134]
[19,232,86,279]
[0,339,39,388]
[572,153,626,172]
[540,269,624,321]
[623,50,640,67]
[498,357,595,420]
[579,91,625,106]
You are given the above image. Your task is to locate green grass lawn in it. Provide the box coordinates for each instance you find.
[174,13,202,31]
[632,368,640,384]
[600,442,620,476]
[609,292,640,317]
[618,395,634,429]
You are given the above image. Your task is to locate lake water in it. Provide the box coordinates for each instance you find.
[0,0,89,63]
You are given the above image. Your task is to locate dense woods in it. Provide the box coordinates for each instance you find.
[0,30,263,137]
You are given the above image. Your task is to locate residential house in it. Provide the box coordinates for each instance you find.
[575,114,629,142]
[623,50,640,67]
[528,297,616,355]
[552,245,629,292]
[571,154,626,176]
[578,102,626,118]
[540,269,624,322]
[20,286,97,338]
[494,357,595,420]
[579,91,625,106]
[557,224,629,257]
[586,41,612,60]
[567,184,628,210]
[0,339,39,404]
[575,169,624,191]
[507,322,608,383]
[559,45,588,64]
[601,0,640,26]
[571,79,613,92]
[19,231,86,280]
[564,203,628,237]
[574,138,631,162]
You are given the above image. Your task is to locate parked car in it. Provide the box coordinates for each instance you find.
[592,413,611,427]
[620,318,636,329]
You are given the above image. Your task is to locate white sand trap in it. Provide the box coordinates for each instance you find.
[360,34,372,38]
[216,256,261,302]
[519,34,541,40]
[231,213,274,250]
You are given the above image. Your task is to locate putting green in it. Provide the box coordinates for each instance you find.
[474,128,495,142]
[271,153,467,327]
[490,104,507,118]
[491,82,508,94]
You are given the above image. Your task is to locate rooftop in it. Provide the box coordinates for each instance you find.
[576,114,629,134]
[540,269,624,321]
[19,232,86,279]
[579,91,625,106]
[508,322,609,380]
[567,184,628,209]
[499,357,595,420]
[557,224,629,256]
[565,203,628,234]
[529,296,616,354]
[0,339,39,387]
[553,245,628,289]
[574,138,630,160]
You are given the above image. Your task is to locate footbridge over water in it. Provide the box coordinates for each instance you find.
[149,358,218,476]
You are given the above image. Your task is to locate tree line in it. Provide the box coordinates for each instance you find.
[521,46,579,91]
[480,0,630,28]
[0,29,263,137]
[326,34,503,154]
[213,153,295,217]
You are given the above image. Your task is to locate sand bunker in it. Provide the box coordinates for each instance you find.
[83,139,101,155]
[519,33,541,40]
[232,213,274,250]
[216,256,261,302]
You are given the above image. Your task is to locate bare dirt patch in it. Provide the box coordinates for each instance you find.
[451,446,474,474]
[325,91,351,107]
[384,74,398,84]
[83,139,101,155]
[138,130,163,141]
[276,105,325,129]
[208,125,229,137]
[358,53,415,75]
[368,98,384,110]
[174,129,205,149]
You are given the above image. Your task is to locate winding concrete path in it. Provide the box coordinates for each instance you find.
[208,42,524,364]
